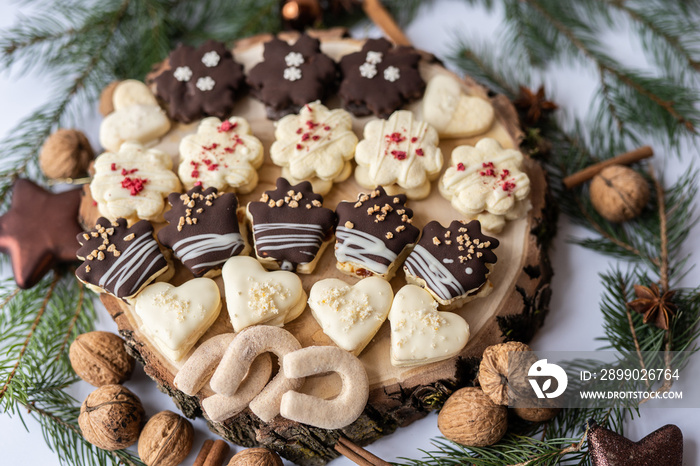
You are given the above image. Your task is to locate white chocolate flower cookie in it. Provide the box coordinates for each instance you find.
[271,101,358,195]
[439,138,531,232]
[99,80,171,153]
[91,142,181,223]
[178,117,264,193]
[354,110,443,200]
[422,75,494,139]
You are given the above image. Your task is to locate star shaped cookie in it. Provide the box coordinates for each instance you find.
[0,179,82,288]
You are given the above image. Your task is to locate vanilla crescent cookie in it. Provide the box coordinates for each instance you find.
[354,110,443,200]
[270,101,358,195]
[439,138,531,232]
[389,285,470,367]
[422,75,494,139]
[308,277,393,355]
[178,117,264,193]
[91,142,181,223]
[133,279,221,361]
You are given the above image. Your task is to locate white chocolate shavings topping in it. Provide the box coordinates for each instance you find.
[383,66,400,82]
[316,286,375,330]
[285,52,305,67]
[174,66,193,82]
[201,51,220,67]
[248,280,288,317]
[283,67,302,81]
[151,289,199,322]
[196,76,215,91]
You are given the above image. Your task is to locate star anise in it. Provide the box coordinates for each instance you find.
[514,85,558,125]
[627,283,677,330]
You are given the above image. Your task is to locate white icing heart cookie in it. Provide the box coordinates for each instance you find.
[134,278,221,361]
[221,256,306,332]
[178,117,264,193]
[422,74,494,139]
[389,285,470,367]
[90,142,181,223]
[270,101,358,195]
[439,138,531,233]
[99,79,171,153]
[354,110,443,200]
[308,276,393,355]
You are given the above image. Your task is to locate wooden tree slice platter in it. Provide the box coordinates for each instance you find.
[87,31,555,465]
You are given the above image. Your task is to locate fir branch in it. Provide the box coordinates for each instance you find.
[55,281,85,362]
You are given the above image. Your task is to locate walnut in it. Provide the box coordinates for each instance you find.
[590,165,650,223]
[78,384,145,450]
[99,80,121,116]
[39,128,94,179]
[478,341,534,405]
[437,387,507,447]
[513,406,561,422]
[69,331,135,387]
[138,411,194,466]
[227,447,283,466]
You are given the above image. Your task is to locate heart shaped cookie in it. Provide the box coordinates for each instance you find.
[389,285,470,367]
[222,256,306,332]
[308,276,393,355]
[133,278,221,361]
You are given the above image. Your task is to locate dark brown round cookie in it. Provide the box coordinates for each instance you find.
[246,33,337,120]
[247,177,336,272]
[338,38,425,118]
[153,40,245,123]
[158,186,247,277]
[335,186,420,277]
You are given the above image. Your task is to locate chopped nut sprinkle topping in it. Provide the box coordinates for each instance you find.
[124,233,135,241]
[385,232,394,239]
[345,221,354,229]
[432,237,441,246]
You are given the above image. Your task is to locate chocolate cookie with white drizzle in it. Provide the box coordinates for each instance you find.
[403,220,499,310]
[158,186,249,278]
[246,177,336,274]
[335,186,419,280]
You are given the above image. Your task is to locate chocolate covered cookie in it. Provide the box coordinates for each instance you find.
[335,187,420,280]
[403,220,498,310]
[247,178,336,274]
[153,40,245,123]
[338,38,425,118]
[76,217,170,300]
[158,186,249,278]
[246,34,337,120]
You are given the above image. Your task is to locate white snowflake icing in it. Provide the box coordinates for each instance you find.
[384,66,400,82]
[359,62,377,79]
[174,66,193,82]
[365,51,383,65]
[285,52,305,67]
[283,67,302,81]
[201,51,221,67]
[196,76,216,91]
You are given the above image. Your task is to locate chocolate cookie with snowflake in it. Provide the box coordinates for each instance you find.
[246,34,337,120]
[338,38,425,118]
[152,40,245,123]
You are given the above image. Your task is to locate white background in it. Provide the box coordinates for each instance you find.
[1,1,698,464]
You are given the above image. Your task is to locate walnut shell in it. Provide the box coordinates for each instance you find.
[478,341,534,406]
[438,387,507,447]
[138,410,194,466]
[99,80,121,116]
[227,447,283,466]
[590,165,650,223]
[69,331,135,387]
[39,128,94,179]
[78,384,144,450]
[513,406,561,422]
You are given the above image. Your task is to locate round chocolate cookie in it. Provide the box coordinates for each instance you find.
[246,33,337,120]
[338,38,425,118]
[247,177,336,273]
[153,40,246,123]
[158,186,248,277]
[335,186,420,279]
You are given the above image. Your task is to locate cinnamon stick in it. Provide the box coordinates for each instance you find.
[362,0,412,46]
[193,439,230,466]
[335,437,392,466]
[563,145,653,189]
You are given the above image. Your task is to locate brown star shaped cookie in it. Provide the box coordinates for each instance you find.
[588,420,683,466]
[0,179,82,288]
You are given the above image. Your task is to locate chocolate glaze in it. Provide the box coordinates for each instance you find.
[246,34,337,120]
[76,217,167,298]
[158,186,245,277]
[338,38,425,118]
[0,179,82,289]
[335,186,420,274]
[154,40,246,123]
[247,177,336,270]
[403,220,498,301]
